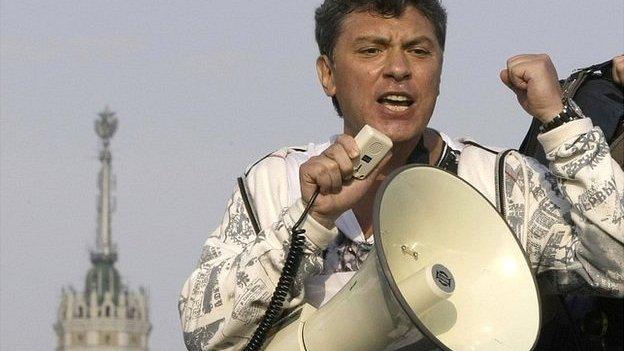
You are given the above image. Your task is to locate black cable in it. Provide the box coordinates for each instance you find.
[243,189,320,351]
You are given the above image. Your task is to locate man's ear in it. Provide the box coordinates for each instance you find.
[316,55,336,97]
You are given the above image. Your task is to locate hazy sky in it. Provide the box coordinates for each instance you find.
[1,1,622,350]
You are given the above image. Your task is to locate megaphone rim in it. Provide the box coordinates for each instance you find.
[372,164,542,351]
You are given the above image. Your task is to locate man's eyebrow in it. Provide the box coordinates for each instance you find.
[352,35,435,47]
[352,35,390,46]
[403,36,435,47]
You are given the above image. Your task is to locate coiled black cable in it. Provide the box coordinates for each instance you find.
[243,189,320,351]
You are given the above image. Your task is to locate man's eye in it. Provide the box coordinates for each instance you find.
[409,48,431,56]
[359,47,381,55]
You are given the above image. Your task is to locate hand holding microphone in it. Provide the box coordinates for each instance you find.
[299,125,392,229]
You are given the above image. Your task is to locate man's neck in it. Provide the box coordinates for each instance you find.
[380,128,444,177]
[353,128,444,239]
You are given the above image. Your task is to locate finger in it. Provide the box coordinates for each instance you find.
[506,54,540,76]
[314,163,335,195]
[313,156,343,194]
[335,134,360,159]
[500,68,524,96]
[506,63,529,90]
[507,54,531,66]
[299,170,317,206]
[326,162,342,194]
[300,157,331,194]
[322,143,355,180]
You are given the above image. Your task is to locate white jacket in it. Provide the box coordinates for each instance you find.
[179,119,624,350]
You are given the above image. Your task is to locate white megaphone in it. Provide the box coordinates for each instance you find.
[264,165,541,351]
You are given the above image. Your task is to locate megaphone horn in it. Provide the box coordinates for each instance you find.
[265,165,541,351]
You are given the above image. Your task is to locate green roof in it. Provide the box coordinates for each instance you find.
[85,252,122,305]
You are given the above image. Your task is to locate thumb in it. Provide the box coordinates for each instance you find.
[500,68,525,96]
[500,68,513,89]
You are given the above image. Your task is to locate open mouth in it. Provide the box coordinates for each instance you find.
[377,93,414,112]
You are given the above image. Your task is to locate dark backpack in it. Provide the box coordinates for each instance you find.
[520,60,623,351]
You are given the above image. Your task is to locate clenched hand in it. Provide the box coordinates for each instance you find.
[500,54,564,124]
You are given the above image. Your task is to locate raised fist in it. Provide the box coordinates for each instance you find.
[500,54,564,124]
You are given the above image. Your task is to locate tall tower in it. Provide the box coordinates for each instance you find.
[55,108,151,350]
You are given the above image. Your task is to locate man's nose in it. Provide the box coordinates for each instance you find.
[383,50,411,82]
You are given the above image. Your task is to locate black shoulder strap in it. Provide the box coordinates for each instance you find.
[495,149,516,216]
[406,137,461,175]
[237,177,261,235]
[244,152,273,177]
[462,140,499,154]
[239,146,311,234]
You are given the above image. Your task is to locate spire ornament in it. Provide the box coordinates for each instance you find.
[95,106,118,146]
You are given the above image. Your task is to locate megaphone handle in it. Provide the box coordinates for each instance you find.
[243,189,320,351]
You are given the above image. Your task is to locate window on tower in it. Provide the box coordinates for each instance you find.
[130,334,141,346]
[73,333,86,346]
[100,332,118,346]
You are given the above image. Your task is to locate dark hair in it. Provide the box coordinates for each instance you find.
[314,0,447,115]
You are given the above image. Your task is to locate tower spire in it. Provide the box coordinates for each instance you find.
[55,107,151,350]
[94,106,118,261]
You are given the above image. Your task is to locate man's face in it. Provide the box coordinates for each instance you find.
[317,6,443,143]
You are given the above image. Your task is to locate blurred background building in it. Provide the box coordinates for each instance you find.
[54,109,151,350]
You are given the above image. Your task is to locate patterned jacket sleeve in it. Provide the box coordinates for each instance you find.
[178,154,339,350]
[503,118,624,296]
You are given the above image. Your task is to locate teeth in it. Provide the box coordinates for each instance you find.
[384,94,409,102]
[379,94,412,112]
[383,104,409,112]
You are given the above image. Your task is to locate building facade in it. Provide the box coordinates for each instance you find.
[55,109,151,350]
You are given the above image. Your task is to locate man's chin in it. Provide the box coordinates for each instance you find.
[344,119,425,143]
[378,126,424,144]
